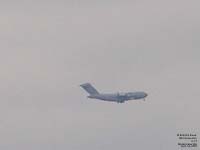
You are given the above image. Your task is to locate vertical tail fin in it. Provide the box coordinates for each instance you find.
[80,83,99,95]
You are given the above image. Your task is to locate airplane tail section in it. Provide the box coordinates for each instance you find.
[80,83,99,95]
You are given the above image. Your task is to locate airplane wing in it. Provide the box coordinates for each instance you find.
[117,93,127,102]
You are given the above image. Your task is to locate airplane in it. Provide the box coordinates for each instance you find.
[80,83,148,103]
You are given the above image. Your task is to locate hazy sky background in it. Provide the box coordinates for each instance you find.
[0,0,200,149]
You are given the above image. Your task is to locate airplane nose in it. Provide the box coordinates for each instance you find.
[144,93,148,97]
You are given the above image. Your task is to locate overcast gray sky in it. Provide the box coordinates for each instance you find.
[0,0,200,149]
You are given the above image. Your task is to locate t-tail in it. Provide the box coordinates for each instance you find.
[80,83,99,95]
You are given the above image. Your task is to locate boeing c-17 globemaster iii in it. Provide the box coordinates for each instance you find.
[80,83,148,103]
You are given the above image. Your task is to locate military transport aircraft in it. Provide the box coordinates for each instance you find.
[80,83,148,103]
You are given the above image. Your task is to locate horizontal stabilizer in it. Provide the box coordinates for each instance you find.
[80,83,99,95]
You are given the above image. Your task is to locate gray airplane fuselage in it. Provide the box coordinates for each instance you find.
[88,92,147,103]
[80,83,148,103]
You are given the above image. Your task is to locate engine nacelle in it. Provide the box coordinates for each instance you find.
[117,92,126,103]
